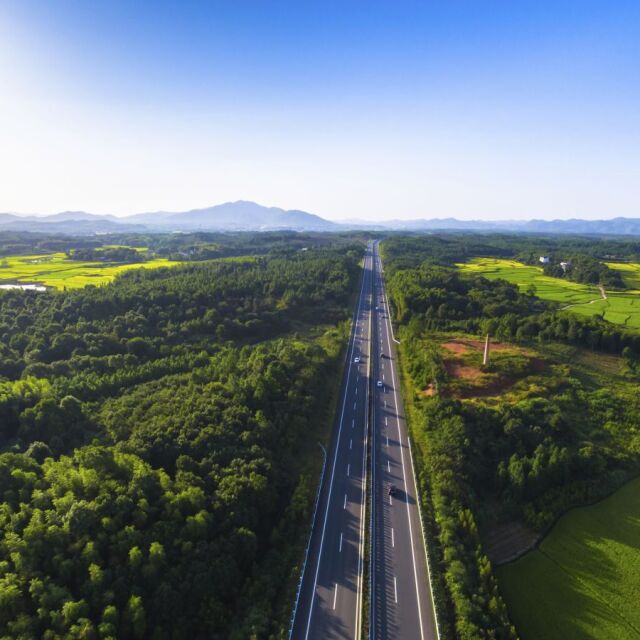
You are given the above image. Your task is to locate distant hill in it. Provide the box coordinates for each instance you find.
[2,201,640,235]
[0,201,337,234]
[129,201,337,231]
[377,217,640,235]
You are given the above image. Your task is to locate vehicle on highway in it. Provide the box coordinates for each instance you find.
[388,484,398,497]
[354,356,360,363]
[377,380,383,388]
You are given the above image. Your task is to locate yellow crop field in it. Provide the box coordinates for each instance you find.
[0,253,181,290]
[606,262,640,289]
[457,258,640,328]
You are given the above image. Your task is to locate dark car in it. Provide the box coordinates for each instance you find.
[388,484,398,497]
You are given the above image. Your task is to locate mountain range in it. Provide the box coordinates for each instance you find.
[2,201,640,236]
[0,202,335,234]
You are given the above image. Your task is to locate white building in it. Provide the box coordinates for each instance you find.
[539,256,550,264]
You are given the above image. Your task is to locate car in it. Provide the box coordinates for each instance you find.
[354,356,360,363]
[376,380,383,388]
[388,484,398,497]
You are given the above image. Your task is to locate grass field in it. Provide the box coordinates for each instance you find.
[458,258,640,328]
[497,477,640,640]
[607,262,640,289]
[0,252,180,289]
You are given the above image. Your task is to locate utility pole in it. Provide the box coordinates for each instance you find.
[482,334,491,366]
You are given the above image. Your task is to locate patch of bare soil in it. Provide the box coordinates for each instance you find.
[441,340,471,354]
[443,359,516,398]
[483,520,540,565]
[421,383,436,397]
[441,338,515,354]
[444,360,483,381]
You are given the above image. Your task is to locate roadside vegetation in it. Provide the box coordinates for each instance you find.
[382,235,640,640]
[0,236,362,639]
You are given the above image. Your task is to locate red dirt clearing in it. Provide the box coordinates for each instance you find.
[441,338,514,354]
[444,360,483,381]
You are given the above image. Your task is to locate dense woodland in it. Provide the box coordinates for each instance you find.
[382,235,640,639]
[0,236,362,639]
[0,230,371,263]
[67,247,145,263]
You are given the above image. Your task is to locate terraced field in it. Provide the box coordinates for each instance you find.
[497,477,640,640]
[0,252,180,289]
[458,258,640,328]
[607,262,640,289]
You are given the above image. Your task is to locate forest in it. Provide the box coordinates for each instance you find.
[0,236,362,639]
[381,235,640,639]
[0,230,372,263]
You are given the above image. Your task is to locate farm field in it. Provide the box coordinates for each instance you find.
[458,258,640,328]
[497,477,640,640]
[0,252,180,289]
[607,261,640,289]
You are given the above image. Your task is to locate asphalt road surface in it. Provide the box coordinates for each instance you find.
[291,241,439,640]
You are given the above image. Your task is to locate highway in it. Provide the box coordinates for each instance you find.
[369,240,439,639]
[291,241,439,639]
[290,242,374,639]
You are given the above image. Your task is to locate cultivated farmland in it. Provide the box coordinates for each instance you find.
[0,252,180,289]
[497,477,640,640]
[458,258,640,328]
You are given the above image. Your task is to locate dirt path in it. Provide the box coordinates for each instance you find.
[560,285,607,310]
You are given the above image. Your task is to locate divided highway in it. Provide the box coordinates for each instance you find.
[291,241,439,639]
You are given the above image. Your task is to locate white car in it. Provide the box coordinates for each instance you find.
[377,380,383,388]
[354,356,360,363]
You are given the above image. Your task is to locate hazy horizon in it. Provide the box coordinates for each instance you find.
[2,1,639,221]
[3,200,640,224]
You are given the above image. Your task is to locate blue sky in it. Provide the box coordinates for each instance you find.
[1,1,639,220]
